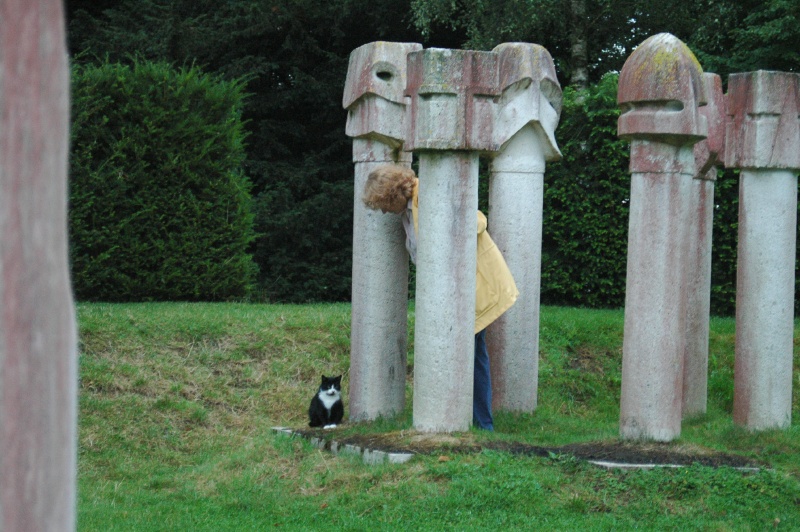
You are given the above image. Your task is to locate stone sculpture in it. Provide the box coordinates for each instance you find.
[345,43,562,432]
[487,43,562,412]
[617,33,708,441]
[344,41,422,422]
[618,34,799,439]
[405,48,500,431]
[683,73,725,418]
[725,70,800,430]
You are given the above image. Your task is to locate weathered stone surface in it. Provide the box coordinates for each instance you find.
[693,73,725,180]
[492,42,562,162]
[486,43,563,412]
[349,141,411,422]
[486,151,544,413]
[343,41,422,146]
[618,33,707,146]
[733,170,796,430]
[344,42,419,422]
[682,176,714,418]
[272,428,416,465]
[405,48,499,153]
[724,71,799,431]
[619,143,694,442]
[404,48,494,431]
[683,73,724,418]
[617,33,707,442]
[1,1,77,529]
[346,42,564,432]
[724,70,800,170]
[413,152,479,432]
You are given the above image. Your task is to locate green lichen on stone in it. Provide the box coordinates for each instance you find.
[621,33,704,102]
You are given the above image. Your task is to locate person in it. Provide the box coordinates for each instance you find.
[362,164,518,430]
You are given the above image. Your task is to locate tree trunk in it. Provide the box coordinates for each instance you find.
[569,0,589,91]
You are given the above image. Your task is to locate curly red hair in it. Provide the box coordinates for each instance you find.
[362,165,417,213]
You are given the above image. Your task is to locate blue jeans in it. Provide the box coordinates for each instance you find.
[473,329,493,431]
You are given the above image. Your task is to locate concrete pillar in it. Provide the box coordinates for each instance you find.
[487,43,563,412]
[343,41,421,421]
[0,1,78,529]
[617,34,708,441]
[405,48,499,432]
[683,73,725,417]
[724,71,800,430]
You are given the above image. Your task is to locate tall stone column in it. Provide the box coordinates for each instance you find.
[725,71,800,431]
[683,73,725,417]
[343,41,421,421]
[617,34,708,441]
[486,43,563,412]
[0,1,78,529]
[405,48,499,432]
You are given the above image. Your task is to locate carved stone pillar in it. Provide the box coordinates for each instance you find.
[487,43,562,412]
[344,41,421,421]
[725,70,800,431]
[405,48,499,431]
[617,33,708,441]
[683,73,725,417]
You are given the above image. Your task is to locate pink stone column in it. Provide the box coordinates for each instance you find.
[725,71,800,431]
[405,48,499,432]
[344,42,421,421]
[487,43,562,412]
[617,34,708,441]
[0,1,78,529]
[683,73,725,417]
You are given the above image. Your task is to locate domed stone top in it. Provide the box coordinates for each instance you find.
[618,33,708,145]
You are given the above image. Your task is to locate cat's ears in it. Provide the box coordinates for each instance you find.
[321,374,343,382]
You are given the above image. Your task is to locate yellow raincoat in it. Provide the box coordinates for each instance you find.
[410,183,518,334]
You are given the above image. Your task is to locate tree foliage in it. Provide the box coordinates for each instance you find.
[691,0,799,79]
[68,0,429,302]
[410,0,709,87]
[70,60,257,301]
[66,0,800,307]
[410,0,800,87]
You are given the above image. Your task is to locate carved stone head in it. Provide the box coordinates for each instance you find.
[343,41,422,146]
[618,33,708,146]
[493,42,562,162]
[724,70,800,170]
[404,48,499,153]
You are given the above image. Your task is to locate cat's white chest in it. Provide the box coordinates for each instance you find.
[318,389,340,410]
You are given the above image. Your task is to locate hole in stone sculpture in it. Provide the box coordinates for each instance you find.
[620,100,686,114]
[663,100,685,111]
[372,61,398,84]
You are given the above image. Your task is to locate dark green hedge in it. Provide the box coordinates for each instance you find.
[709,168,739,316]
[69,60,257,301]
[541,74,631,309]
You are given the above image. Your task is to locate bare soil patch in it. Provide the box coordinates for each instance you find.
[298,429,761,469]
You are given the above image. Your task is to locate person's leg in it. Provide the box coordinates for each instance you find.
[473,329,494,430]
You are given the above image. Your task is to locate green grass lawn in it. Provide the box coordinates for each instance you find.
[77,302,800,530]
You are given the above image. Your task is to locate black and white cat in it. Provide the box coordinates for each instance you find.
[308,374,344,429]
